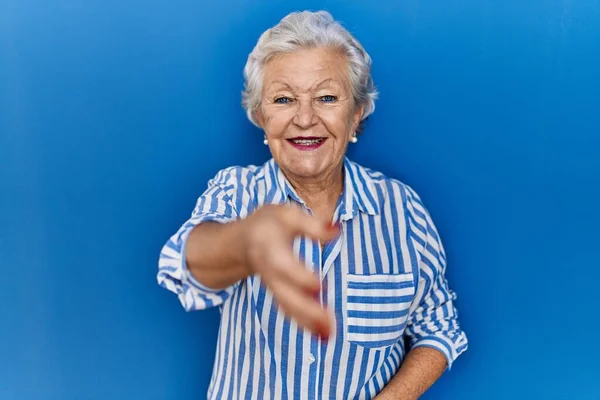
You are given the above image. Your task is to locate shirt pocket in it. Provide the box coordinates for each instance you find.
[346,272,416,349]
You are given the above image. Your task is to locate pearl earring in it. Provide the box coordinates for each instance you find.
[350,135,358,144]
[263,136,268,145]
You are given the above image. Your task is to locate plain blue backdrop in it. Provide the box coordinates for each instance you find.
[1,0,599,399]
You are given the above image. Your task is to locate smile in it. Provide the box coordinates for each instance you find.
[286,137,327,151]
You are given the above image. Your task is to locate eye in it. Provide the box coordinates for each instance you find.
[319,95,338,103]
[274,97,292,104]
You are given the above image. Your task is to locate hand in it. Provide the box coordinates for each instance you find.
[242,204,338,337]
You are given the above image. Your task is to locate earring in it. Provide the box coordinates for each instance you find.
[263,136,268,145]
[350,135,358,144]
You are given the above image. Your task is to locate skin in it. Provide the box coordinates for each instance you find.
[374,347,447,399]
[186,46,447,398]
[256,47,363,221]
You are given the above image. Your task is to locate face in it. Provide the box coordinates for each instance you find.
[256,47,363,183]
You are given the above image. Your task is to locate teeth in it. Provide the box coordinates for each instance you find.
[292,139,323,145]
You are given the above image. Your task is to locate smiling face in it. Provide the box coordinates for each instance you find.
[256,47,363,184]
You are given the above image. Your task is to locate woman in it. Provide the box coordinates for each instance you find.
[158,11,467,400]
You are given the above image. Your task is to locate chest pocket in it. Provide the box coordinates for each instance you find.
[346,272,416,349]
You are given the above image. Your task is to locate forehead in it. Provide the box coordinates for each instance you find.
[263,47,350,91]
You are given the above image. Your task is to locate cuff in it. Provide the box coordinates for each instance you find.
[410,331,468,370]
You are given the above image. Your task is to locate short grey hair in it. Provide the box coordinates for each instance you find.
[242,10,378,133]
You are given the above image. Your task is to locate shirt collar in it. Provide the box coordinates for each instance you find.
[268,158,380,220]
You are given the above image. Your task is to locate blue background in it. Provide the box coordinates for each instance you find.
[1,0,599,399]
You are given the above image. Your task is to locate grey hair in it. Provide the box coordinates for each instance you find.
[242,10,378,133]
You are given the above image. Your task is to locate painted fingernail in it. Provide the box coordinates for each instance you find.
[317,321,330,339]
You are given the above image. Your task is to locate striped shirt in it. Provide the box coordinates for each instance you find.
[157,157,468,400]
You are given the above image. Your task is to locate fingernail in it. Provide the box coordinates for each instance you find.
[329,223,340,230]
[326,223,340,234]
[317,322,330,339]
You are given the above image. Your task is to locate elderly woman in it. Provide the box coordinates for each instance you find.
[158,10,467,400]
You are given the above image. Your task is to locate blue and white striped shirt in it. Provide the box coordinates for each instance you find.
[158,157,468,400]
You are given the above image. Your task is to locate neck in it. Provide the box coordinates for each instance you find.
[284,163,344,221]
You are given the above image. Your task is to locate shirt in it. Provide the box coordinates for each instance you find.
[157,157,468,400]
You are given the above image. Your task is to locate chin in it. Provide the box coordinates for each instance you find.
[283,158,328,179]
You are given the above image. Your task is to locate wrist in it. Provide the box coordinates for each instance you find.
[237,218,256,276]
[378,381,418,400]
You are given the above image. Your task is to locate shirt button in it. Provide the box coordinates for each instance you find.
[307,354,316,364]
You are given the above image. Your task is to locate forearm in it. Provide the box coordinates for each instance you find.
[376,347,447,400]
[185,220,250,290]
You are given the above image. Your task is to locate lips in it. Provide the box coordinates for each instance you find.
[286,136,327,151]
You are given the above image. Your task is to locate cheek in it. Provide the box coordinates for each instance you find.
[263,109,294,136]
[320,108,354,136]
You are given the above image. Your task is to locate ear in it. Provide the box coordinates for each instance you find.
[351,105,365,134]
[254,108,265,129]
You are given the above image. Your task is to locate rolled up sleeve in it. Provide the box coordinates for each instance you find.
[157,168,240,311]
[403,187,468,370]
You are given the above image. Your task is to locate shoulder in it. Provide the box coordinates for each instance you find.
[350,161,435,251]
[207,160,272,190]
[202,161,275,218]
[348,159,423,208]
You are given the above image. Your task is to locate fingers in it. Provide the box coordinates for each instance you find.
[267,248,321,294]
[260,243,332,336]
[247,203,340,337]
[279,204,340,243]
[269,275,333,338]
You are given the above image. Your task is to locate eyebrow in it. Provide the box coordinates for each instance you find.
[268,81,294,90]
[266,78,343,93]
[312,78,339,90]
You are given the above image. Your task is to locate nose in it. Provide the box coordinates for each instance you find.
[293,99,319,129]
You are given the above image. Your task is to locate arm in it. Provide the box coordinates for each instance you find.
[375,347,446,399]
[376,186,469,399]
[185,220,250,290]
[157,168,243,311]
[157,168,337,334]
